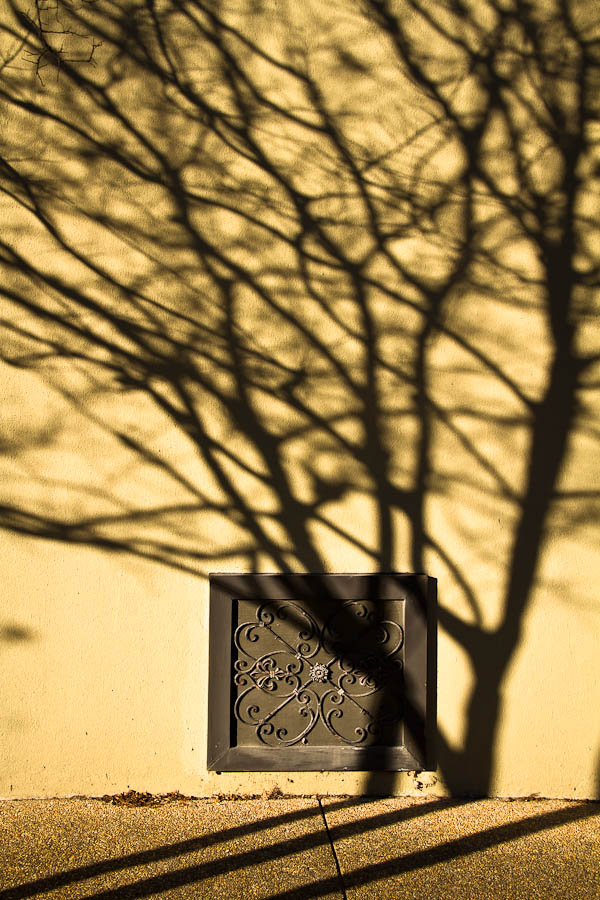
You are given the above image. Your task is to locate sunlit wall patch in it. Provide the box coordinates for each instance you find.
[207,573,436,772]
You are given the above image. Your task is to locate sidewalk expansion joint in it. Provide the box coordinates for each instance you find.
[318,798,348,900]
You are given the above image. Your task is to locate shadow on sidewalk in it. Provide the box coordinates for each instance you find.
[1,798,598,900]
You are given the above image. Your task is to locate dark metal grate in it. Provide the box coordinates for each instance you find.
[233,598,405,748]
[208,574,435,772]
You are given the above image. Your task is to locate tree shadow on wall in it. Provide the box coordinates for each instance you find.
[0,0,599,796]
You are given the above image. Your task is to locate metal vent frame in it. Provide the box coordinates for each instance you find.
[207,573,436,772]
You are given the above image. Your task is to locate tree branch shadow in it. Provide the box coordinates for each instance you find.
[0,0,598,800]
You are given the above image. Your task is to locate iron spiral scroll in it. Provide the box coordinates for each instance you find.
[233,600,405,747]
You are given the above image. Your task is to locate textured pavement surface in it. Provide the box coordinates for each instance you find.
[0,796,599,899]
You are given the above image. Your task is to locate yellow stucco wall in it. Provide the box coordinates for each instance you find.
[0,0,599,798]
[2,508,599,799]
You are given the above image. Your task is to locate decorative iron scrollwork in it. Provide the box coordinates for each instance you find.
[233,600,404,747]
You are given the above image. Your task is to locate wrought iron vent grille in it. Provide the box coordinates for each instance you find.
[208,574,435,772]
[234,598,405,748]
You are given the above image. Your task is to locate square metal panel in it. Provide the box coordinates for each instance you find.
[208,574,436,772]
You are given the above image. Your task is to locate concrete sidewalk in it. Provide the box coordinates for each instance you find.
[0,795,599,899]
